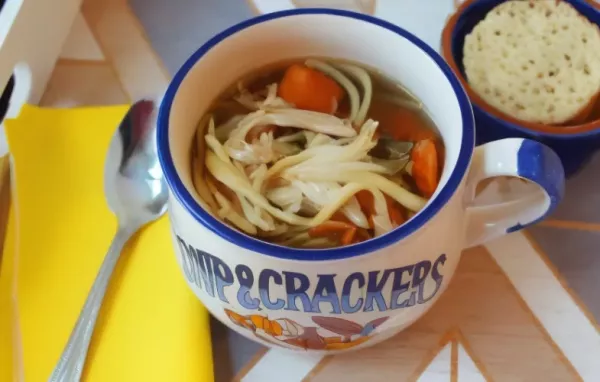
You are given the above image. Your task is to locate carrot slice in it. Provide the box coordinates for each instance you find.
[385,194,405,226]
[354,228,372,243]
[308,221,354,239]
[367,215,375,230]
[369,100,437,142]
[278,64,344,114]
[340,227,357,246]
[335,99,351,119]
[330,211,353,224]
[357,190,406,228]
[355,190,376,217]
[411,139,439,198]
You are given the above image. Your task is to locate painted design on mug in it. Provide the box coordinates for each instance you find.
[225,308,389,350]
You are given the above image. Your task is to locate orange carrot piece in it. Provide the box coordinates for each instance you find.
[357,191,405,228]
[411,139,439,198]
[308,221,354,239]
[355,190,376,216]
[335,99,351,119]
[340,227,357,246]
[278,64,344,114]
[367,215,375,230]
[385,194,405,226]
[354,228,372,243]
[369,101,437,142]
[246,124,276,143]
[330,211,353,224]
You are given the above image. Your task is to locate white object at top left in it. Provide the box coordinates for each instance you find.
[0,0,81,155]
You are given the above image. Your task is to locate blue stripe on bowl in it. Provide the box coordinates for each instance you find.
[507,140,566,233]
[157,8,475,261]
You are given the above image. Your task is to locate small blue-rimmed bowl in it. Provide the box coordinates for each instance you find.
[442,0,600,177]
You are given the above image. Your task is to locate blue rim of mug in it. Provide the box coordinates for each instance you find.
[157,8,475,261]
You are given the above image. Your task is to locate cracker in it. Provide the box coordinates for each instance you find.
[463,0,600,124]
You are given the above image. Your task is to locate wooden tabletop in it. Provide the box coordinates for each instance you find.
[4,0,599,381]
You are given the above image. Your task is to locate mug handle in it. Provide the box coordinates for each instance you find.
[464,138,565,248]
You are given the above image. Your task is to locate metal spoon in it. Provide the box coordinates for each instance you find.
[49,99,168,382]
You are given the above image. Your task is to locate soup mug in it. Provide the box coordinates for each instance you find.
[157,9,565,353]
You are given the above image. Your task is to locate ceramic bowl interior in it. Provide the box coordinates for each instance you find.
[158,9,476,260]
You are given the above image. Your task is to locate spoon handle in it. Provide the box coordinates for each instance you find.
[49,226,134,382]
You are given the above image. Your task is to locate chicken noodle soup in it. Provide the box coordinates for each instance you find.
[191,58,445,248]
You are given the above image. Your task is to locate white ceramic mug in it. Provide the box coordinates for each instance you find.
[157,9,565,353]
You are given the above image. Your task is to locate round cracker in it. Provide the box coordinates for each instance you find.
[463,0,600,125]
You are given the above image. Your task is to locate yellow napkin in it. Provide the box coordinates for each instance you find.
[3,105,214,381]
[0,207,18,381]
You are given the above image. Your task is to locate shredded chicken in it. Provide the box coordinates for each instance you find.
[191,59,438,248]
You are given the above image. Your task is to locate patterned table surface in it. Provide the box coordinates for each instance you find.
[41,0,600,380]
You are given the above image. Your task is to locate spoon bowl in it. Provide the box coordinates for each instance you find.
[104,99,168,225]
